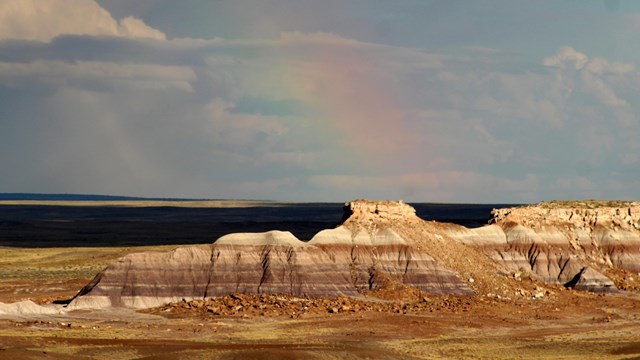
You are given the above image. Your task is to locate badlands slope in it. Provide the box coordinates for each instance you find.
[67,199,640,310]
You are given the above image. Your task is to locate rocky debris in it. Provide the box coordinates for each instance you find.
[605,267,640,292]
[150,293,476,318]
[392,222,509,297]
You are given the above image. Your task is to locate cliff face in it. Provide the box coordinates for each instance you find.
[68,200,640,310]
[339,199,419,223]
[456,201,640,292]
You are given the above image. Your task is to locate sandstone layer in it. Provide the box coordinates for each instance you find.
[68,200,640,309]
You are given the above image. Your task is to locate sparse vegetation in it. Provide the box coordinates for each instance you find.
[531,200,639,209]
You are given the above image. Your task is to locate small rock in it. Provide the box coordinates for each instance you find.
[513,272,521,279]
[206,306,221,314]
[468,278,475,283]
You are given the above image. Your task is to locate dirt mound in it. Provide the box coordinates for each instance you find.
[341,200,515,296]
[0,300,62,316]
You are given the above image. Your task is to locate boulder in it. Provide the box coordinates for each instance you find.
[566,267,618,293]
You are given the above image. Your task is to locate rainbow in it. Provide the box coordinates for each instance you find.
[256,32,420,170]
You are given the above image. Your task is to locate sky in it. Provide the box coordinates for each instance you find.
[0,0,639,203]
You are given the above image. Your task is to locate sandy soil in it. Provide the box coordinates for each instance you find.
[1,246,640,359]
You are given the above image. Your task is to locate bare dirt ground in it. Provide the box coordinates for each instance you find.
[1,246,640,359]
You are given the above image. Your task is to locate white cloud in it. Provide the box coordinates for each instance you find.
[543,46,636,126]
[544,46,635,75]
[580,71,628,107]
[117,16,165,40]
[585,58,634,75]
[543,46,588,69]
[0,0,165,42]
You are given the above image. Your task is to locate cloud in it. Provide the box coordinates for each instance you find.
[117,16,165,40]
[307,172,540,203]
[0,0,165,42]
[543,46,635,77]
[277,31,364,46]
[585,58,634,75]
[203,98,289,155]
[543,46,636,124]
[580,71,628,107]
[543,46,588,69]
[0,60,195,91]
[0,3,639,203]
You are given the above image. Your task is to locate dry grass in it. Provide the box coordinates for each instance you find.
[532,200,639,209]
[0,246,180,280]
[384,336,640,360]
[0,245,183,303]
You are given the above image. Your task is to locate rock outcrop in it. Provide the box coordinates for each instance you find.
[340,199,419,224]
[566,267,617,293]
[69,203,472,309]
[454,201,640,292]
[68,199,640,310]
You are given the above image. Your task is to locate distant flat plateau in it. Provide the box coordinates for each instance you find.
[0,200,285,208]
[0,199,509,247]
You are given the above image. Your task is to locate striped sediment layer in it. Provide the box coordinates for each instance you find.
[68,200,640,310]
[452,201,640,292]
[69,222,472,309]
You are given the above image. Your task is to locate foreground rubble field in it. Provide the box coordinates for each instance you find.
[1,246,640,359]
